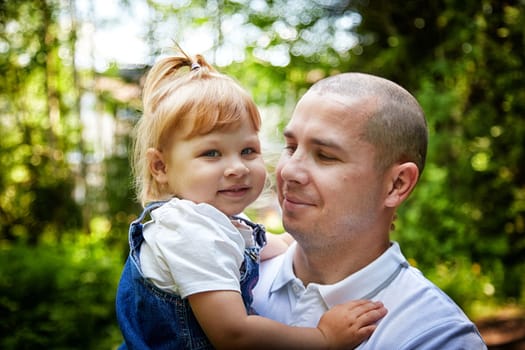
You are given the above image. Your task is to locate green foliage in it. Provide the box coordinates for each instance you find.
[425,258,500,318]
[0,233,124,349]
[0,0,83,242]
[103,153,142,253]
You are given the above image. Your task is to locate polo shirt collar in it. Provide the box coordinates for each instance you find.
[269,241,298,293]
[269,241,409,307]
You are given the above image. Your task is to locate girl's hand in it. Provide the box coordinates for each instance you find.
[317,300,387,349]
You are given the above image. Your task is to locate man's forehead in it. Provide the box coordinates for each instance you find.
[318,91,377,112]
[289,92,375,128]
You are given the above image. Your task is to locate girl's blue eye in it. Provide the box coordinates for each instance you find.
[202,150,221,157]
[241,148,255,155]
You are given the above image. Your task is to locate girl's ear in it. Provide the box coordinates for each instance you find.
[146,148,169,184]
[384,162,419,208]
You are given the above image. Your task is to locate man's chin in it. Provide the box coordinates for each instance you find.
[282,215,304,233]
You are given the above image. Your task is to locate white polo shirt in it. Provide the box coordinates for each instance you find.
[252,242,487,349]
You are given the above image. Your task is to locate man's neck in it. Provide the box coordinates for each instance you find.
[292,237,390,286]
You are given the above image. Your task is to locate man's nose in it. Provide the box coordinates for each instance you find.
[279,151,308,184]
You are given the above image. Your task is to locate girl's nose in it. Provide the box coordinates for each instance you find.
[224,158,250,177]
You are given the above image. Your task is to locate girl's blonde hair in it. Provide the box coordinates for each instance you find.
[132,51,261,206]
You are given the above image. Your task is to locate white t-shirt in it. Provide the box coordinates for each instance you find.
[139,198,255,298]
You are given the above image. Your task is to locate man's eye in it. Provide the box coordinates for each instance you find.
[283,145,296,154]
[318,153,337,161]
[202,150,221,157]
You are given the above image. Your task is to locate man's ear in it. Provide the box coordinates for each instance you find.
[146,148,169,184]
[385,162,419,208]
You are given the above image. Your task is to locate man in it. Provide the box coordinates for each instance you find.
[253,73,487,349]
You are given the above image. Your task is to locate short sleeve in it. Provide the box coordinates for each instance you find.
[140,199,246,298]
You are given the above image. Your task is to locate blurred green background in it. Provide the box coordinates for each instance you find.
[1,0,524,348]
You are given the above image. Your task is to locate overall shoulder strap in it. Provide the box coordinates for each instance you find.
[132,201,168,225]
[232,215,267,249]
[128,201,169,251]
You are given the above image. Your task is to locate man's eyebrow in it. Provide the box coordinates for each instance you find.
[283,129,344,151]
[311,137,344,151]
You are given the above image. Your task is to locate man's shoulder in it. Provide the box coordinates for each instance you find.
[387,265,470,317]
[370,265,486,349]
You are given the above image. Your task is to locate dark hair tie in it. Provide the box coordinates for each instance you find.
[191,62,201,71]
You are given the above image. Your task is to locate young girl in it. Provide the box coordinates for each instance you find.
[115,50,387,349]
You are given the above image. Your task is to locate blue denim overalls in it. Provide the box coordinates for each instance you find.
[116,201,267,349]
